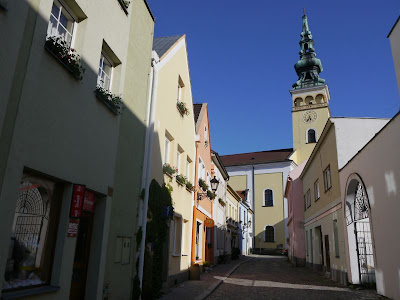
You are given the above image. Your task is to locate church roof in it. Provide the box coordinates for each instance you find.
[220,148,293,167]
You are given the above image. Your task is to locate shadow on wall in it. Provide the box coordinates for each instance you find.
[0,1,158,300]
[253,219,287,255]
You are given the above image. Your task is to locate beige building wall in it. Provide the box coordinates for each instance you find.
[254,172,285,249]
[0,0,153,299]
[302,125,347,284]
[150,36,196,284]
[229,175,247,191]
[339,113,400,299]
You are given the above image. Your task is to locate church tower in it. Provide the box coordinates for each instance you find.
[290,13,331,165]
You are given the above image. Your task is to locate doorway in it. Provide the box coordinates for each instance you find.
[324,235,331,273]
[345,178,376,286]
[70,211,94,300]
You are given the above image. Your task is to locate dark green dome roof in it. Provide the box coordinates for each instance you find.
[292,14,326,89]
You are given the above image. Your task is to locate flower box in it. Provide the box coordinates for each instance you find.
[176,174,186,186]
[163,163,176,177]
[207,190,216,200]
[185,181,194,192]
[44,36,85,80]
[117,0,130,14]
[177,101,189,116]
[94,86,122,115]
[198,178,208,191]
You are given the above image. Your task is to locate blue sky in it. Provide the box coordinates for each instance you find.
[147,0,400,155]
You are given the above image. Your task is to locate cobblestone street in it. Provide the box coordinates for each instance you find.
[207,255,383,300]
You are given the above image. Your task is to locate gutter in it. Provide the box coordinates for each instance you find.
[137,52,159,293]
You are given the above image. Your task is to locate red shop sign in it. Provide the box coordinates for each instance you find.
[70,184,85,218]
[83,190,95,212]
[67,218,79,237]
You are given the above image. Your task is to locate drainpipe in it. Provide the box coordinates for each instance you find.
[137,53,159,293]
[251,165,255,251]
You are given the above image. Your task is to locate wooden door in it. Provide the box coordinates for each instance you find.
[70,211,94,300]
[324,235,331,272]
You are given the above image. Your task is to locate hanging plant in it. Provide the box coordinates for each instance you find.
[185,180,194,192]
[45,36,85,80]
[198,178,208,191]
[207,190,216,200]
[94,86,123,115]
[163,163,177,177]
[177,101,189,116]
[176,174,186,186]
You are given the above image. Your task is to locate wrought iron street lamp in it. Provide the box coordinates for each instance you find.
[197,176,219,200]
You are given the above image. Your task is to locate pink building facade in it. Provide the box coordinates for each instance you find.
[285,161,307,266]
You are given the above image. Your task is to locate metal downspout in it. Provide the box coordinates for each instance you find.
[137,55,159,294]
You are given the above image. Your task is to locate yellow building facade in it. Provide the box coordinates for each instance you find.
[221,150,294,254]
[150,35,197,287]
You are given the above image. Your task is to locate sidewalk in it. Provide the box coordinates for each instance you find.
[160,256,254,300]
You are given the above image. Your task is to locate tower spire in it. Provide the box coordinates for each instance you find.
[292,14,326,89]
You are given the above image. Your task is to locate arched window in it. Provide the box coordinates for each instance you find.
[307,129,316,143]
[265,226,274,242]
[263,189,273,207]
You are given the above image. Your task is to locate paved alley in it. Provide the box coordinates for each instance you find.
[207,255,383,300]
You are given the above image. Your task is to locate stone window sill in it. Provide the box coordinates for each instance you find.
[2,285,60,300]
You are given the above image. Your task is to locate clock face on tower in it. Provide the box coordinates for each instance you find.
[302,110,318,123]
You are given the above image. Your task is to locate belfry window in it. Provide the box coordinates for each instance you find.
[307,129,316,143]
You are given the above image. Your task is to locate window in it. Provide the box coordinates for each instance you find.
[164,137,171,164]
[198,157,205,180]
[176,150,182,174]
[177,79,183,102]
[186,158,190,178]
[324,165,332,191]
[172,216,182,256]
[314,180,320,201]
[265,226,274,242]
[47,0,75,45]
[333,220,340,258]
[306,189,311,208]
[204,126,209,148]
[195,221,202,260]
[305,230,309,257]
[97,53,113,91]
[3,174,61,291]
[263,189,273,207]
[307,129,317,143]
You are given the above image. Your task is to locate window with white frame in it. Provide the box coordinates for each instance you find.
[263,189,273,207]
[97,52,113,91]
[172,216,182,256]
[324,165,332,191]
[186,158,190,178]
[164,137,171,164]
[195,221,202,260]
[265,226,274,242]
[306,189,311,208]
[307,129,317,143]
[314,179,320,200]
[177,78,183,102]
[176,149,182,174]
[204,126,209,148]
[47,0,75,45]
